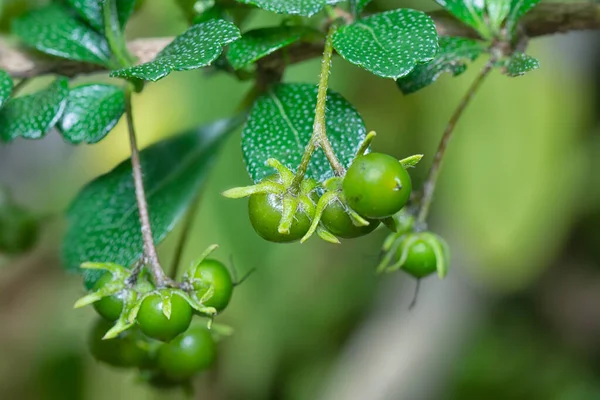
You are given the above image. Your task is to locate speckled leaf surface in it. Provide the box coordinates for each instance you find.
[397,37,485,94]
[504,53,539,77]
[110,19,240,81]
[59,84,125,144]
[0,78,69,142]
[333,9,438,79]
[227,26,313,70]
[67,0,136,32]
[351,0,372,15]
[505,0,541,33]
[486,0,511,31]
[12,5,112,66]
[236,0,327,16]
[63,116,245,288]
[434,0,489,36]
[242,83,366,183]
[0,70,12,109]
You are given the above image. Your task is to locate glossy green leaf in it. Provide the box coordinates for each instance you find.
[242,83,366,183]
[333,9,438,79]
[0,70,12,109]
[62,115,245,288]
[110,19,241,81]
[227,26,313,70]
[351,0,372,16]
[397,37,485,94]
[0,78,69,142]
[486,0,511,32]
[505,0,541,33]
[59,84,125,144]
[503,53,539,77]
[67,0,136,32]
[236,0,327,17]
[12,5,112,66]
[434,0,491,38]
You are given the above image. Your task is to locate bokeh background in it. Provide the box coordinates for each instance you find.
[1,0,600,399]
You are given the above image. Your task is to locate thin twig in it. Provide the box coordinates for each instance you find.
[416,57,497,226]
[124,87,171,287]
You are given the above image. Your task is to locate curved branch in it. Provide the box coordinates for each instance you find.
[0,3,599,79]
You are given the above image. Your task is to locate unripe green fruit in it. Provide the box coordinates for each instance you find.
[157,326,217,381]
[88,319,149,368]
[248,192,312,243]
[137,291,193,342]
[343,153,412,219]
[397,239,437,278]
[92,273,124,321]
[321,199,379,239]
[192,259,233,312]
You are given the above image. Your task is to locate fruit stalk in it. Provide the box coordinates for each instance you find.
[416,57,496,225]
[291,24,345,191]
[124,87,172,288]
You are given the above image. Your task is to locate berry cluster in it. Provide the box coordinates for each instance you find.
[76,249,234,389]
[224,135,418,244]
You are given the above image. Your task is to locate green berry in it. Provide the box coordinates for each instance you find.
[343,153,412,219]
[137,291,192,342]
[192,259,233,312]
[157,326,217,381]
[321,199,379,239]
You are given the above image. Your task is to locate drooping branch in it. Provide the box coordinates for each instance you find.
[0,3,598,79]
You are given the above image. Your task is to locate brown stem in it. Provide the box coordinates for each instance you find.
[124,87,171,287]
[416,57,496,225]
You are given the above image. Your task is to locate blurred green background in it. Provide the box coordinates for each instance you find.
[1,0,600,399]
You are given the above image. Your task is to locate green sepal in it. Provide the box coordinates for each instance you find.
[386,234,418,273]
[301,190,337,244]
[317,226,340,244]
[279,195,299,235]
[355,131,376,157]
[174,289,218,317]
[102,290,140,339]
[158,290,173,319]
[184,244,220,278]
[421,232,450,278]
[400,154,423,169]
[222,181,285,198]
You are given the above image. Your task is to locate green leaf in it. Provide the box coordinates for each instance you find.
[503,52,539,77]
[0,78,69,142]
[0,70,12,109]
[434,0,490,38]
[12,5,112,67]
[62,115,245,288]
[332,9,438,79]
[227,26,314,70]
[236,0,327,17]
[505,0,541,33]
[351,0,372,16]
[59,84,125,144]
[242,83,366,183]
[397,37,485,94]
[67,0,136,32]
[110,19,241,82]
[485,0,511,32]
